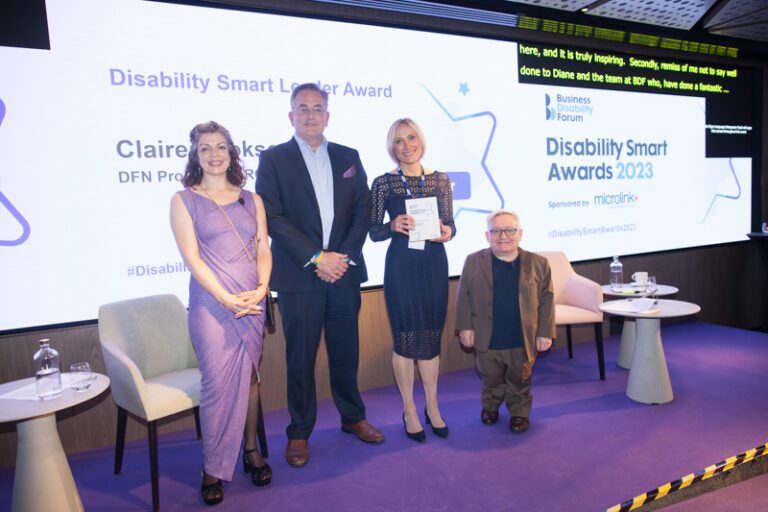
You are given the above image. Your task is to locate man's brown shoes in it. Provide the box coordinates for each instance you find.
[285,439,309,467]
[509,416,530,433]
[285,420,384,467]
[481,409,499,425]
[341,420,385,444]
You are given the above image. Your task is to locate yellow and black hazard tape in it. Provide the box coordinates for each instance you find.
[607,442,768,512]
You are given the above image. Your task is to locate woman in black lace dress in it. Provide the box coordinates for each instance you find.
[369,118,456,442]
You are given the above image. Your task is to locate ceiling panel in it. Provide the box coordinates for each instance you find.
[710,22,768,43]
[311,0,768,49]
[501,0,768,46]
[315,0,521,26]
[705,0,768,28]
[501,0,591,11]
[587,0,718,31]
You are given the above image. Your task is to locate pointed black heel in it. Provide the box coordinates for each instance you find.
[243,448,272,487]
[424,408,449,438]
[402,413,426,443]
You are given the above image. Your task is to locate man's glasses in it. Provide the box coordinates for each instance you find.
[489,227,519,237]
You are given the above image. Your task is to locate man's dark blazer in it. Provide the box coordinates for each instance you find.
[255,137,371,292]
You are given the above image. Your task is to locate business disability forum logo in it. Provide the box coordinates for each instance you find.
[545,93,593,122]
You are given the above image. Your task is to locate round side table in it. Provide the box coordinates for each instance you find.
[0,373,110,512]
[600,299,699,404]
[602,284,679,369]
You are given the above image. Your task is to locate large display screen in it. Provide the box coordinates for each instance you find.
[0,0,756,332]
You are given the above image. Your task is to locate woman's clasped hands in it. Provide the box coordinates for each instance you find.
[221,288,267,318]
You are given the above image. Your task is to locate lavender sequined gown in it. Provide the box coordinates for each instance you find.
[179,188,264,481]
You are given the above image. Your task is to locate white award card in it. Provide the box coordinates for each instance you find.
[406,196,440,243]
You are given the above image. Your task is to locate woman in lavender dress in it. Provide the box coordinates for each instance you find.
[171,121,272,505]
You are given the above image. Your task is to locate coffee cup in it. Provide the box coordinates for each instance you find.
[632,271,648,286]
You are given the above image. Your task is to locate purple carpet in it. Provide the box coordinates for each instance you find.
[1,321,767,511]
[664,472,768,512]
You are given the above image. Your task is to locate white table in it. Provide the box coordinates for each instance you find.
[599,299,699,404]
[602,284,679,369]
[0,373,110,512]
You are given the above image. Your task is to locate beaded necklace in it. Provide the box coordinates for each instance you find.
[397,165,425,198]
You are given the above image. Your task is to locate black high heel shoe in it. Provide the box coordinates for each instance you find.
[201,469,223,506]
[243,448,272,487]
[402,413,426,443]
[424,408,449,438]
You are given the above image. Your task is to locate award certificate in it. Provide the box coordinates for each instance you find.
[406,196,440,244]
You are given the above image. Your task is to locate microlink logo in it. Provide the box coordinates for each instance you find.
[545,94,556,121]
[546,93,593,122]
[594,191,637,207]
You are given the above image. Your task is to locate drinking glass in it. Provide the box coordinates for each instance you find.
[647,276,658,302]
[70,362,92,391]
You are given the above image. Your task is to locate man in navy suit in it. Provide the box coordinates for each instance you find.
[256,83,384,468]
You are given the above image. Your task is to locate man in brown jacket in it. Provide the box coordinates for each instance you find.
[456,209,555,433]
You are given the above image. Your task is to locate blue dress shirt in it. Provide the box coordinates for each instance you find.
[294,135,334,250]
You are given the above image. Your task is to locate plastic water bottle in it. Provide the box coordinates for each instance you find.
[34,338,62,400]
[610,256,623,290]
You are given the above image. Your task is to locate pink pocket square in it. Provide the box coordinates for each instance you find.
[342,165,356,178]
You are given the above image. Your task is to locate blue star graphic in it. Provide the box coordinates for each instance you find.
[458,82,469,96]
[0,97,32,247]
[422,85,502,218]
[700,158,742,223]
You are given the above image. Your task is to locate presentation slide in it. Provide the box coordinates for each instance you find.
[0,0,755,332]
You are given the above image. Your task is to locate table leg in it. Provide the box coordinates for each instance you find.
[617,319,636,369]
[626,318,673,404]
[13,413,84,512]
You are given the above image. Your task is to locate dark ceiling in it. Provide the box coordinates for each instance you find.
[8,0,764,59]
[303,0,768,58]
[499,0,768,44]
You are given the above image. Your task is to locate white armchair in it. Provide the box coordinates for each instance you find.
[97,294,201,511]
[539,252,606,380]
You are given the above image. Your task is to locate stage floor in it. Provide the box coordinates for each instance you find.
[1,321,766,511]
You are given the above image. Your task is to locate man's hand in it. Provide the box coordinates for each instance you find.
[315,251,349,283]
[459,329,475,348]
[536,336,553,352]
